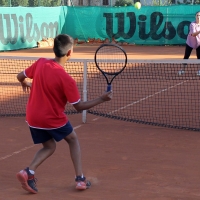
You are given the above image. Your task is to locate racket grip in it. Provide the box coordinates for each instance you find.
[107,85,112,92]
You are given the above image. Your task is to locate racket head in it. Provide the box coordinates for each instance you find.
[94,43,127,75]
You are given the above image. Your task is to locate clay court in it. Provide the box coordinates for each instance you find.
[0,44,197,60]
[1,45,200,200]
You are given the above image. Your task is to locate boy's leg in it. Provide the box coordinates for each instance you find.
[64,130,91,190]
[64,130,82,176]
[29,138,56,171]
[16,138,56,193]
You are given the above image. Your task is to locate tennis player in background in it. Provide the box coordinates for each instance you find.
[179,11,200,75]
[16,34,112,194]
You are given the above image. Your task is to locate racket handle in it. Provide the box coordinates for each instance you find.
[107,84,112,92]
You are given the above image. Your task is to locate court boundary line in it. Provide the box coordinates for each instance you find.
[108,80,189,115]
[0,125,82,161]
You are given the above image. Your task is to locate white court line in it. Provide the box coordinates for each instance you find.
[108,80,188,114]
[0,125,82,161]
[108,80,189,114]
[93,80,189,120]
[0,145,35,161]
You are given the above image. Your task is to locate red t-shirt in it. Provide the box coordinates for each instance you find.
[24,58,80,129]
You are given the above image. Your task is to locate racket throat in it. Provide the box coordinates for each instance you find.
[107,84,112,92]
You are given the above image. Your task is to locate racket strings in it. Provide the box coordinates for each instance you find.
[96,46,126,74]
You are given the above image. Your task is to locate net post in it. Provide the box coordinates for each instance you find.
[82,60,88,123]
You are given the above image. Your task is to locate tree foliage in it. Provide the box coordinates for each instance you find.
[114,0,134,6]
[0,0,61,6]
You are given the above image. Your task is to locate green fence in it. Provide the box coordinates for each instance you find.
[0,5,200,51]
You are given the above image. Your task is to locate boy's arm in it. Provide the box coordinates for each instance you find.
[17,71,32,93]
[73,91,112,112]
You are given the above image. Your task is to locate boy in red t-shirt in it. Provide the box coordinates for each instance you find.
[16,34,112,194]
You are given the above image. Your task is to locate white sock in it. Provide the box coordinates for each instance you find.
[75,174,84,178]
[29,170,35,174]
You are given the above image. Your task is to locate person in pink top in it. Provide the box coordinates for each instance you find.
[16,34,112,194]
[179,11,200,75]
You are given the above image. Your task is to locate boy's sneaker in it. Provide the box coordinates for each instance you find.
[16,167,38,194]
[75,176,91,190]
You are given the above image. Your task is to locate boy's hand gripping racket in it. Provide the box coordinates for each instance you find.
[94,43,127,91]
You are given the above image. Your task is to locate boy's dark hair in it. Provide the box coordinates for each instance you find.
[53,34,74,57]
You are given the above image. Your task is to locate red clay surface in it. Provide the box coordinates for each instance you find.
[1,45,200,200]
[0,44,197,60]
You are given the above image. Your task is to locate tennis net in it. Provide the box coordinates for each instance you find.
[1,56,200,131]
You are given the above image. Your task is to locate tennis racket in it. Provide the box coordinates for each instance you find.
[94,43,127,92]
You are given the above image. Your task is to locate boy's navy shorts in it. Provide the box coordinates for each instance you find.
[29,121,73,144]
